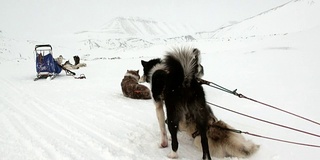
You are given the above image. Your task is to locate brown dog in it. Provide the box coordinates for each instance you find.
[121,70,151,99]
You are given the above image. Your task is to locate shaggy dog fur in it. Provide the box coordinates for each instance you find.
[140,47,259,159]
[141,47,211,159]
[180,116,259,158]
[121,70,151,99]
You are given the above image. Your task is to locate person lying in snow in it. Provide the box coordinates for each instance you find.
[55,55,87,70]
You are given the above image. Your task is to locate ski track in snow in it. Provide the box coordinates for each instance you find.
[0,60,206,160]
[2,31,320,159]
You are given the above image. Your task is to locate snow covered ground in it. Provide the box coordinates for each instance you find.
[1,0,320,159]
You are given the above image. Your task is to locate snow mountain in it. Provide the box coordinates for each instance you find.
[195,0,320,39]
[75,17,198,50]
[76,0,320,51]
[100,17,196,37]
[1,0,320,58]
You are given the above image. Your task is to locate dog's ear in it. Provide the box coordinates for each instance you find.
[137,70,139,74]
[141,60,147,67]
[73,56,80,65]
[192,48,201,63]
[193,48,200,56]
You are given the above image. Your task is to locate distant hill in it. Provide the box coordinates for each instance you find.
[0,31,35,61]
[99,17,196,37]
[1,0,320,60]
[195,0,320,39]
[77,0,320,50]
[75,17,198,50]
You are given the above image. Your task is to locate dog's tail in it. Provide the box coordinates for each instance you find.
[164,47,203,87]
[150,47,204,102]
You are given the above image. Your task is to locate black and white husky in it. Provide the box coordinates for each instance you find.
[140,47,211,159]
[140,47,259,159]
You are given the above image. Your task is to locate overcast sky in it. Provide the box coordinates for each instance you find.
[0,0,290,40]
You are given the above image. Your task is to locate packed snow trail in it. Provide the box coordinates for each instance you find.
[1,33,320,159]
[0,59,207,160]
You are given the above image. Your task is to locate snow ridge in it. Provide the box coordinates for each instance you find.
[75,17,198,50]
[100,17,196,37]
[197,0,320,39]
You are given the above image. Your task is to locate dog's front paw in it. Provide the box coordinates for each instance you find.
[167,151,178,159]
[159,135,168,148]
[159,141,168,148]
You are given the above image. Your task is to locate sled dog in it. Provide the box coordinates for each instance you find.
[55,55,87,70]
[140,47,259,159]
[140,47,211,159]
[121,70,151,99]
[181,116,259,158]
